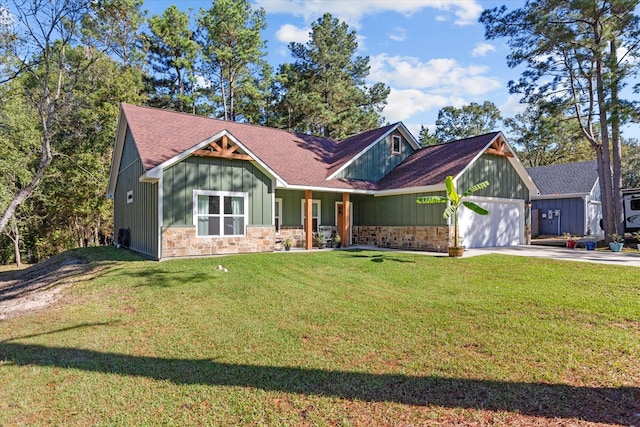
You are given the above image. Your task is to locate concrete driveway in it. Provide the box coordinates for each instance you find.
[465,245,640,267]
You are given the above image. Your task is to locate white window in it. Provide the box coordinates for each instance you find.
[300,199,321,233]
[274,198,282,233]
[391,134,402,155]
[193,190,248,237]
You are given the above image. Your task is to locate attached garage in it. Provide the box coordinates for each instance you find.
[459,198,524,248]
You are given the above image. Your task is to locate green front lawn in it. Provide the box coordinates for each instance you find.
[0,248,638,425]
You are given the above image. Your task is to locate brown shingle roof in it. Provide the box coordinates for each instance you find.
[120,104,500,192]
[378,132,500,190]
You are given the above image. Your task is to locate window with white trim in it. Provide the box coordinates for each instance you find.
[300,199,321,233]
[391,134,402,155]
[274,198,282,233]
[194,190,248,237]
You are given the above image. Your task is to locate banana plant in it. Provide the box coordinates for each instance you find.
[417,175,489,248]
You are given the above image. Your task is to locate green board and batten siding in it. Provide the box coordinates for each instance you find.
[336,133,415,181]
[275,189,343,227]
[351,193,447,227]
[350,154,527,227]
[114,128,159,258]
[163,156,273,227]
[458,154,529,201]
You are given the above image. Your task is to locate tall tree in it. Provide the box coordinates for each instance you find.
[197,0,269,122]
[277,13,389,139]
[82,0,146,67]
[481,0,640,237]
[33,48,145,255]
[0,79,39,265]
[505,104,593,167]
[0,0,94,236]
[142,5,199,112]
[435,101,502,142]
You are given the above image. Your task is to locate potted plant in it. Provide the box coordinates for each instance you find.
[584,236,597,251]
[314,233,326,249]
[416,175,489,257]
[563,232,578,249]
[333,233,342,248]
[609,233,624,252]
[283,237,293,251]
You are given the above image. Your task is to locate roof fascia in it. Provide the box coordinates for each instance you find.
[532,192,589,200]
[279,184,377,195]
[452,132,540,196]
[277,183,447,196]
[138,130,287,187]
[106,105,129,198]
[374,184,446,197]
[326,123,420,180]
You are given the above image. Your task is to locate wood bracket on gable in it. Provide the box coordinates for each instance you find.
[485,138,514,158]
[193,135,253,161]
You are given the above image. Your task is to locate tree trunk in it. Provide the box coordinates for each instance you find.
[609,38,624,235]
[594,24,615,241]
[0,141,53,235]
[10,219,22,268]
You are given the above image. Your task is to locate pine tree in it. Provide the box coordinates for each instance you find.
[197,0,269,122]
[276,13,389,139]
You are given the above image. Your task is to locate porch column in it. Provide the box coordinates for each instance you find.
[341,192,350,248]
[305,190,313,250]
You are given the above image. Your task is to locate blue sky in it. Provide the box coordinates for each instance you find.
[144,0,639,141]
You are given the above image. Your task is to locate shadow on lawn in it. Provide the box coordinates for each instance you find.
[345,252,417,264]
[1,342,637,425]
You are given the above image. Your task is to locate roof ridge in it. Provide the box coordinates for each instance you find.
[122,102,338,142]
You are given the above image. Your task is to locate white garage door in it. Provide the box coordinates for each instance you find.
[458,199,524,248]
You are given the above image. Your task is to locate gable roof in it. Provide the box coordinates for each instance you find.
[378,132,501,191]
[108,104,537,197]
[108,104,419,195]
[527,160,598,196]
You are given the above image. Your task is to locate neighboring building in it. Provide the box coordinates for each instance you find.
[107,103,538,260]
[528,160,602,237]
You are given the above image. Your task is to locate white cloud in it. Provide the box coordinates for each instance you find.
[369,54,502,96]
[383,88,450,123]
[388,27,406,42]
[254,0,482,27]
[499,94,528,117]
[472,42,496,58]
[275,24,310,44]
[194,75,211,89]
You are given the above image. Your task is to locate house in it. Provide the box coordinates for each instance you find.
[527,160,603,237]
[107,103,538,260]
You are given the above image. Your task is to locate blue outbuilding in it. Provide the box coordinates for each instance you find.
[528,161,603,238]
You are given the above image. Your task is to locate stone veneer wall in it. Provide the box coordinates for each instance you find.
[162,226,275,258]
[276,227,308,249]
[353,225,451,252]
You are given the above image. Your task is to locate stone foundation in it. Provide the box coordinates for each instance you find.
[353,225,451,252]
[162,226,275,258]
[276,227,307,249]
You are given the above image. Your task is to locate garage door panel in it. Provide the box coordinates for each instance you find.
[459,201,523,248]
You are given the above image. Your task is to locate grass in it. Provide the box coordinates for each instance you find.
[0,247,639,426]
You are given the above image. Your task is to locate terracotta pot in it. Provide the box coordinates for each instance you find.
[448,246,465,257]
[566,240,577,249]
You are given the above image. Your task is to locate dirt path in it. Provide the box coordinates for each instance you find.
[0,257,88,320]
